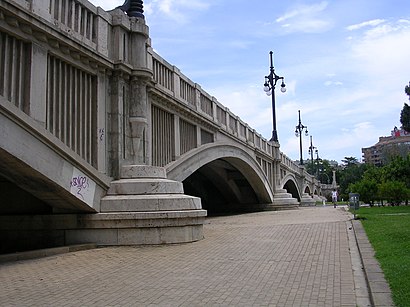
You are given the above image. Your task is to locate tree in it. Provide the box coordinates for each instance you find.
[305,158,334,183]
[383,155,410,189]
[402,82,410,132]
[348,178,379,206]
[400,103,410,132]
[337,157,368,200]
[342,156,359,167]
[378,180,410,206]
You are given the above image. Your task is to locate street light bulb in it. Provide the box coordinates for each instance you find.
[305,130,309,137]
[295,130,299,137]
[266,90,272,96]
[280,83,286,93]
[263,83,270,92]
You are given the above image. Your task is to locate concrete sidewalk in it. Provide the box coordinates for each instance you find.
[0,207,391,306]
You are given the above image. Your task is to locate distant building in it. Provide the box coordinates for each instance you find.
[362,127,410,166]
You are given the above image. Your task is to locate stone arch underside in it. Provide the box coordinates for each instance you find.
[282,176,301,202]
[166,143,274,213]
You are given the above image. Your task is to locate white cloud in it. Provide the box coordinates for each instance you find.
[146,0,211,24]
[324,81,343,86]
[275,1,332,33]
[346,19,385,31]
[276,1,329,23]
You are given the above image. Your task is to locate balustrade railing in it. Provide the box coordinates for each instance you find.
[46,55,97,166]
[200,94,213,117]
[149,51,279,161]
[50,0,97,44]
[180,78,196,107]
[153,57,174,93]
[152,105,174,167]
[0,31,30,114]
[180,118,197,155]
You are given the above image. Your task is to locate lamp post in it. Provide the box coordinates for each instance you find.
[295,110,308,165]
[308,136,317,175]
[264,51,286,142]
[315,149,321,178]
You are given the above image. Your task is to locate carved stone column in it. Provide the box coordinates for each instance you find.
[129,76,149,164]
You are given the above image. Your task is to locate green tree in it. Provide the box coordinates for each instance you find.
[305,158,334,183]
[383,155,410,191]
[400,103,410,132]
[402,82,410,132]
[342,156,359,167]
[337,157,368,200]
[348,178,379,206]
[378,180,410,206]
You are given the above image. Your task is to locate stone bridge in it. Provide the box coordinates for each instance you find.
[0,0,323,253]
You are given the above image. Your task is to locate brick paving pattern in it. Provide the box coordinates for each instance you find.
[0,207,361,306]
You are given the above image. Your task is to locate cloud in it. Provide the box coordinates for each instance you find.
[275,1,332,33]
[276,1,329,23]
[146,0,211,24]
[324,81,343,86]
[346,19,385,31]
[349,19,410,76]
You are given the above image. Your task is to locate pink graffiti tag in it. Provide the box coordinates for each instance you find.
[70,176,90,200]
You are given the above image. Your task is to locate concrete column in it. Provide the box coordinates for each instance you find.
[108,72,127,179]
[29,43,47,125]
[174,115,180,160]
[196,126,201,148]
[96,70,108,173]
[195,85,201,112]
[129,77,149,165]
[332,170,337,188]
[30,0,51,21]
[173,66,181,99]
[94,12,109,57]
[129,18,149,69]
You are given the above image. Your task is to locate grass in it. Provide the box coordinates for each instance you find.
[355,206,410,307]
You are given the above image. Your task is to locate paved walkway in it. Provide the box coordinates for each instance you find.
[0,207,381,306]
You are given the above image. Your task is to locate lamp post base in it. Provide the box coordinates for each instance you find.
[269,131,278,143]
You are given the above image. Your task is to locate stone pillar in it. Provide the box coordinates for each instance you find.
[29,43,47,125]
[271,144,281,192]
[108,72,127,179]
[129,77,149,164]
[125,13,152,166]
[332,170,337,188]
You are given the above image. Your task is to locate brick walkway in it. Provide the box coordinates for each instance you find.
[0,207,368,306]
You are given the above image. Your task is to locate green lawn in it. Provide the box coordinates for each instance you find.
[356,206,410,307]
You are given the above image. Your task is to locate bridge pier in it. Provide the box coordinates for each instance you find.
[300,193,316,207]
[267,189,299,210]
[0,165,206,252]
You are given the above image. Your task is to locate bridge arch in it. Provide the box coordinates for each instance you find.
[281,174,301,201]
[166,142,273,212]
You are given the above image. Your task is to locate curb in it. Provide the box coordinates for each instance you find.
[0,243,97,264]
[352,219,394,307]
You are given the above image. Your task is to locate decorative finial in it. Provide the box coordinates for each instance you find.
[117,0,145,18]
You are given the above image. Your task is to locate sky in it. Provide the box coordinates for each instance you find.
[89,0,410,164]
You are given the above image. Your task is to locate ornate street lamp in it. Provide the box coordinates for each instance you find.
[315,149,321,178]
[118,0,145,18]
[295,110,308,165]
[308,136,317,175]
[263,51,286,142]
